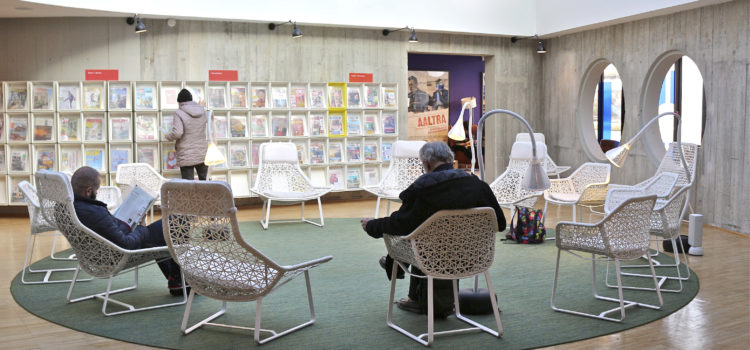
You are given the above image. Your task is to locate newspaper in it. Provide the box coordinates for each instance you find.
[113,185,156,229]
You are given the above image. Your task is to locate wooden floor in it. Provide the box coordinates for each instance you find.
[1,198,748,349]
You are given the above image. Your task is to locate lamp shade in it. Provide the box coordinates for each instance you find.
[605,143,631,168]
[204,143,226,166]
[292,23,303,38]
[523,156,551,191]
[408,28,418,42]
[448,119,466,141]
[134,17,147,33]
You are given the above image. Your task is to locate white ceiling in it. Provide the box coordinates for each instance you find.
[0,0,732,37]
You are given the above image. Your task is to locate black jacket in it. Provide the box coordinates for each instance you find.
[73,194,148,250]
[365,163,506,238]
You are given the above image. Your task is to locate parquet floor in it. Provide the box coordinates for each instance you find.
[1,198,748,349]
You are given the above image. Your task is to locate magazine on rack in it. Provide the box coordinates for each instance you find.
[113,185,157,230]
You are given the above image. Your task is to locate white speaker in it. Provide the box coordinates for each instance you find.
[688,214,704,256]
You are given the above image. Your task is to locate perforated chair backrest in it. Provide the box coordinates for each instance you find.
[161,180,282,300]
[568,162,611,193]
[35,170,138,277]
[378,140,425,193]
[115,163,166,199]
[18,180,57,234]
[490,141,546,206]
[601,195,658,259]
[654,142,698,187]
[515,132,546,144]
[650,185,690,238]
[254,142,314,194]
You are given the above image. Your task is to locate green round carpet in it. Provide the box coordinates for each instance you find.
[11,218,698,349]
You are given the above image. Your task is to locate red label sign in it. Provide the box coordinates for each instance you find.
[85,69,119,81]
[209,70,238,81]
[349,73,373,83]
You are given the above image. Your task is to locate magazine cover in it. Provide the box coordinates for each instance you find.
[9,117,28,141]
[364,167,379,186]
[295,143,306,164]
[347,113,361,135]
[346,142,361,162]
[230,86,247,108]
[328,142,343,163]
[85,148,104,171]
[110,149,130,171]
[328,113,345,137]
[328,167,344,190]
[110,117,130,141]
[163,147,179,170]
[271,115,288,136]
[251,87,267,107]
[84,117,104,141]
[230,115,247,138]
[309,114,326,136]
[347,168,361,189]
[250,115,267,137]
[59,149,79,172]
[7,85,28,110]
[251,143,259,166]
[59,115,79,141]
[136,146,156,168]
[33,117,54,141]
[230,144,248,167]
[347,87,362,108]
[136,114,157,141]
[109,85,129,109]
[214,144,228,169]
[382,142,393,161]
[58,85,79,110]
[382,113,396,134]
[36,149,55,170]
[291,115,306,137]
[187,86,205,106]
[0,150,4,171]
[382,87,397,108]
[214,115,228,138]
[310,87,326,108]
[10,178,25,203]
[209,87,227,109]
[271,87,288,108]
[135,86,155,109]
[10,149,28,172]
[309,142,325,164]
[364,142,378,161]
[161,115,174,137]
[364,114,378,135]
[83,86,104,109]
[328,86,344,108]
[33,85,53,110]
[161,86,179,109]
[365,85,379,107]
[291,87,306,108]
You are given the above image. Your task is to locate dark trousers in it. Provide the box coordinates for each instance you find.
[384,255,455,315]
[180,163,209,180]
[143,220,182,282]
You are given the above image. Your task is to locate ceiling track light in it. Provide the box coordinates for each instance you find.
[268,20,303,38]
[382,26,418,43]
[126,14,147,33]
[510,34,546,54]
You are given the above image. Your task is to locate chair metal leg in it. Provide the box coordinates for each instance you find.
[606,237,691,293]
[374,197,381,218]
[22,233,87,285]
[49,232,76,260]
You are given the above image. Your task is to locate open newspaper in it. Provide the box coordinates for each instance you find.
[113,185,156,230]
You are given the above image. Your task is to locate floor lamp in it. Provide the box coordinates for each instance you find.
[460,108,551,314]
[448,97,477,173]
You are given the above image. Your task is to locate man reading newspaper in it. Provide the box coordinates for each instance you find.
[71,166,187,296]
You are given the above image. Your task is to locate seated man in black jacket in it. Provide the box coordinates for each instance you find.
[70,166,186,296]
[361,142,505,318]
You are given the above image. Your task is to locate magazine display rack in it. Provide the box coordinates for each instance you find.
[1,80,398,204]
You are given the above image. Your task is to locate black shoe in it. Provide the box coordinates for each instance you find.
[397,298,423,315]
[168,276,191,296]
[379,256,405,279]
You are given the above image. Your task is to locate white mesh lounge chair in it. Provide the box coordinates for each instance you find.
[604,172,679,214]
[161,180,333,344]
[115,163,168,223]
[543,162,611,222]
[363,140,425,217]
[97,185,123,212]
[18,180,85,284]
[551,195,663,322]
[488,141,546,216]
[383,207,502,346]
[605,186,692,293]
[251,142,333,229]
[515,133,571,178]
[34,170,187,316]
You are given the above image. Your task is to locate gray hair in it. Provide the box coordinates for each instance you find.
[419,141,454,166]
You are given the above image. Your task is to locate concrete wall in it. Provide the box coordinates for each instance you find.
[542,0,749,234]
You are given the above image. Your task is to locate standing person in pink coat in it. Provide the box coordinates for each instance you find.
[165,89,209,180]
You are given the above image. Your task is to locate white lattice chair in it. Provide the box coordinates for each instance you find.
[515,132,571,178]
[604,185,692,293]
[543,162,611,222]
[251,142,333,229]
[383,207,502,346]
[363,140,425,217]
[115,163,168,222]
[97,185,123,212]
[604,172,679,214]
[551,195,663,322]
[34,170,187,316]
[18,180,84,284]
[489,141,546,216]
[161,180,333,344]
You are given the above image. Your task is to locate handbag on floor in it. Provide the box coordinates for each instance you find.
[506,206,546,244]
